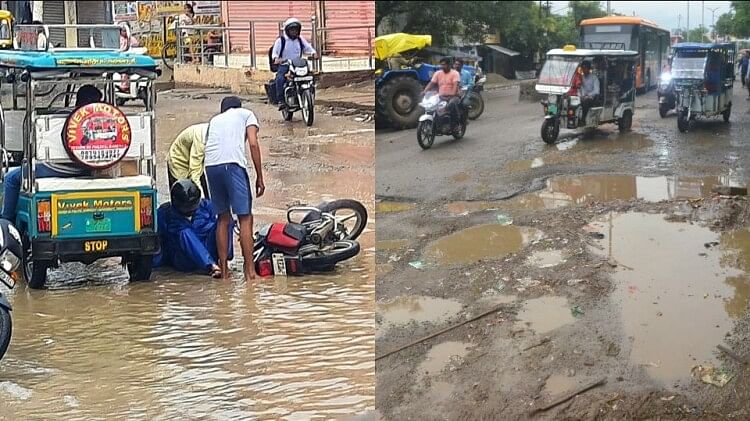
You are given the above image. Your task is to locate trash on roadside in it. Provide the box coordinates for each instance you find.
[704,241,719,248]
[567,279,584,286]
[409,261,426,270]
[496,214,513,225]
[661,395,676,401]
[571,306,584,317]
[588,232,605,239]
[692,365,733,387]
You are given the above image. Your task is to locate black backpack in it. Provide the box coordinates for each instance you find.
[269,36,305,72]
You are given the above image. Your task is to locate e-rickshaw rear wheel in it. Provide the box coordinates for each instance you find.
[22,235,49,290]
[677,111,691,132]
[126,254,153,282]
[541,118,559,144]
[723,104,731,122]
[618,110,633,133]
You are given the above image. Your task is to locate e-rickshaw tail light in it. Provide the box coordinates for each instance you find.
[139,194,154,230]
[37,200,51,233]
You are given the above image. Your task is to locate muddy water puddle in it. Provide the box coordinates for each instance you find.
[0,258,375,418]
[377,296,463,330]
[425,225,543,266]
[507,174,745,211]
[590,212,750,386]
[376,201,414,213]
[527,250,565,268]
[543,374,584,396]
[376,239,410,251]
[418,341,471,378]
[516,296,575,334]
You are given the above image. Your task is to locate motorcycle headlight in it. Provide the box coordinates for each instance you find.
[294,66,309,76]
[548,94,558,103]
[660,73,672,82]
[569,96,581,106]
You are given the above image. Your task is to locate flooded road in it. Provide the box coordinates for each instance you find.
[0,89,375,418]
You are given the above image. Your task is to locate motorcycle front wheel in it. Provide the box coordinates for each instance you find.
[0,306,11,361]
[417,120,435,149]
[301,90,315,126]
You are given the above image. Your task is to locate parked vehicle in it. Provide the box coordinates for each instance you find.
[466,68,486,120]
[535,45,638,144]
[0,24,161,289]
[657,70,676,117]
[265,57,316,126]
[672,43,735,132]
[416,92,468,149]
[0,219,22,361]
[114,47,154,107]
[253,200,368,275]
[0,10,13,50]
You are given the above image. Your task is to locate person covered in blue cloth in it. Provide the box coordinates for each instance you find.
[154,179,234,278]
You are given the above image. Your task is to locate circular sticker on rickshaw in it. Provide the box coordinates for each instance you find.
[63,102,132,169]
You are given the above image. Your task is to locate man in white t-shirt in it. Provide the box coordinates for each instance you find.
[204,96,265,280]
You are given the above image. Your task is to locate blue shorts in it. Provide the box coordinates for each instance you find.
[205,163,252,216]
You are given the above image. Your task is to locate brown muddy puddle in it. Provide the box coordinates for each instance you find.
[516,296,575,334]
[527,250,565,268]
[424,225,543,266]
[543,374,587,396]
[589,212,750,386]
[0,257,375,418]
[418,341,471,378]
[506,174,746,211]
[377,296,463,331]
[376,201,414,213]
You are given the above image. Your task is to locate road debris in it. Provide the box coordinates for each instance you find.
[530,377,607,414]
[691,365,733,387]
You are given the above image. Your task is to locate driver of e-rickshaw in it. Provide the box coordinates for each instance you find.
[0,85,102,221]
[580,60,600,121]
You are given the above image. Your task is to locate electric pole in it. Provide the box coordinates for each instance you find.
[687,1,690,42]
[607,1,611,15]
[702,1,705,40]
[708,7,719,41]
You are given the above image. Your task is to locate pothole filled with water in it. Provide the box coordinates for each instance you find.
[377,296,463,330]
[516,296,575,334]
[424,224,543,266]
[589,212,750,386]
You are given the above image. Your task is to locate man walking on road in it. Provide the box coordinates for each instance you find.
[167,122,210,197]
[739,51,749,88]
[204,96,265,280]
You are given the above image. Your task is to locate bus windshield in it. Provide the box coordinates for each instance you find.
[539,56,579,86]
[580,25,633,49]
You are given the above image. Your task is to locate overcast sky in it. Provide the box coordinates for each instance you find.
[548,1,732,31]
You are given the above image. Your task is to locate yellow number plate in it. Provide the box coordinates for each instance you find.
[84,240,108,253]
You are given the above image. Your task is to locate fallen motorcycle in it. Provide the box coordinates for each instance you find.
[252,199,368,276]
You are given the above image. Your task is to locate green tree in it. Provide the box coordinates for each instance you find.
[714,13,734,37]
[687,25,710,42]
[569,1,607,27]
[732,1,750,38]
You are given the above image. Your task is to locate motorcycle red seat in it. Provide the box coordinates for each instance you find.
[266,223,305,250]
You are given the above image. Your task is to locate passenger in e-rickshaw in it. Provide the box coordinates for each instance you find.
[1,85,102,221]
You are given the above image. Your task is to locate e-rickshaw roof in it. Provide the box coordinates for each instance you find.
[545,48,639,57]
[0,49,159,74]
[673,42,735,52]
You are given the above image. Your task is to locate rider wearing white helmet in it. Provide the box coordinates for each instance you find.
[271,17,317,109]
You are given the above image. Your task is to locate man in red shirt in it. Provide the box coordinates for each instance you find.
[423,57,461,126]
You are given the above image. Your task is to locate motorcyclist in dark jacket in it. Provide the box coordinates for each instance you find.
[154,179,234,278]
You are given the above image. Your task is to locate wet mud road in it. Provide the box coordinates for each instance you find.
[376,85,750,419]
[0,90,375,419]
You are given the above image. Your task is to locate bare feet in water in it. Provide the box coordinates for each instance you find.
[244,262,256,280]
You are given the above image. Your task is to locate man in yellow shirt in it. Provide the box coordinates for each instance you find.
[167,123,210,197]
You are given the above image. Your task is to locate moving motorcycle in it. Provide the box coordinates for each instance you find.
[253,199,368,275]
[266,57,316,126]
[114,47,153,107]
[416,92,468,150]
[0,219,23,361]
[657,70,676,118]
[467,68,486,120]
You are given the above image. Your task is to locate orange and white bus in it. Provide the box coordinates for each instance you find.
[579,16,670,91]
